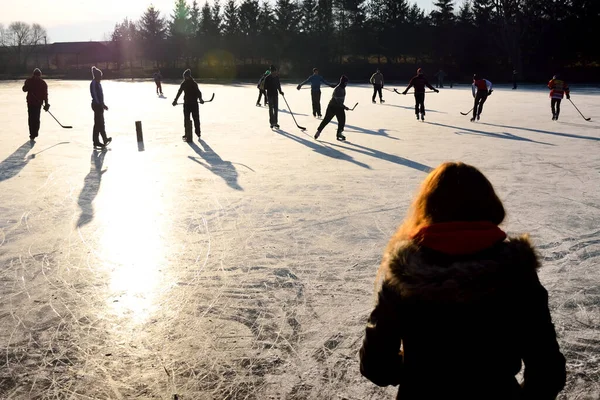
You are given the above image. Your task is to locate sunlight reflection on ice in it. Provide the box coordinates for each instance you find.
[97,149,167,325]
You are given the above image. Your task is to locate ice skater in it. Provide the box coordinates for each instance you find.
[548,74,570,121]
[512,69,518,90]
[359,161,566,399]
[172,69,204,142]
[153,70,163,96]
[370,69,384,104]
[297,67,335,117]
[22,68,50,141]
[90,66,112,148]
[434,69,447,88]
[471,74,493,122]
[314,75,350,141]
[264,65,284,129]
[401,68,438,121]
[256,69,270,107]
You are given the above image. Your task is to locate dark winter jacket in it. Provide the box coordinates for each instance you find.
[175,79,203,104]
[90,80,104,106]
[329,84,346,108]
[22,77,48,106]
[264,74,283,97]
[404,75,435,94]
[359,235,566,400]
[299,74,333,91]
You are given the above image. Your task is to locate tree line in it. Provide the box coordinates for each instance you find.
[110,0,599,82]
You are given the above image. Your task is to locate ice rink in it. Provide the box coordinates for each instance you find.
[0,79,599,399]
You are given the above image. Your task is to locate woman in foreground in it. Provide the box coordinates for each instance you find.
[360,162,566,399]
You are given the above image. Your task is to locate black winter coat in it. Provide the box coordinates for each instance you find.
[359,236,566,400]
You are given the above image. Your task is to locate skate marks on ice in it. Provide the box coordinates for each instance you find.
[426,122,555,146]
[536,230,600,397]
[76,149,107,227]
[187,140,243,191]
[274,129,371,169]
[328,141,433,173]
[481,123,600,142]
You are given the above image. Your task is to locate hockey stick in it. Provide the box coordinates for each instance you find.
[47,110,73,129]
[282,95,307,131]
[175,93,215,105]
[393,89,438,95]
[29,93,73,128]
[569,99,592,121]
[460,107,474,116]
[349,102,358,111]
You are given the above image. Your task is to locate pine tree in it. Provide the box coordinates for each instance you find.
[212,0,223,35]
[300,0,318,34]
[169,0,192,37]
[190,0,201,35]
[257,1,275,35]
[223,0,240,36]
[431,0,455,26]
[139,5,167,40]
[239,0,261,36]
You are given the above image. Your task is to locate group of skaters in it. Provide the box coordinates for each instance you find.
[20,66,575,147]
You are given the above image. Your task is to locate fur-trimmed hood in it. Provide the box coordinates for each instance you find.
[379,235,540,303]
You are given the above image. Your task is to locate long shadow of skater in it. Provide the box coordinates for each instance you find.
[187,140,243,191]
[77,150,107,227]
[330,121,398,140]
[481,122,600,142]
[280,109,309,117]
[328,141,433,173]
[0,141,36,183]
[381,103,446,114]
[274,129,371,169]
[427,122,555,146]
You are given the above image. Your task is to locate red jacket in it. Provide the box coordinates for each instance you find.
[22,77,48,106]
[405,75,435,93]
[548,79,569,99]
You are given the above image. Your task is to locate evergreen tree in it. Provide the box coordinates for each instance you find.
[212,0,223,35]
[223,0,240,36]
[431,0,455,26]
[199,1,215,35]
[139,5,167,66]
[257,1,275,35]
[169,0,192,37]
[300,0,318,34]
[239,0,261,36]
[190,0,201,34]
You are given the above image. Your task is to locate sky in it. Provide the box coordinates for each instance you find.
[0,0,435,43]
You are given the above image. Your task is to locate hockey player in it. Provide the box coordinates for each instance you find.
[471,74,493,122]
[256,69,270,107]
[172,69,204,142]
[153,70,163,96]
[296,68,335,117]
[370,69,384,104]
[314,75,350,141]
[401,68,438,121]
[264,66,284,129]
[548,74,570,121]
[90,66,112,148]
[434,69,447,88]
[22,68,50,141]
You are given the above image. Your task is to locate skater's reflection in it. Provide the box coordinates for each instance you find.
[187,140,242,191]
[0,141,35,183]
[77,149,107,227]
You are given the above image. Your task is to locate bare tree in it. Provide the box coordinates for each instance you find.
[6,21,47,68]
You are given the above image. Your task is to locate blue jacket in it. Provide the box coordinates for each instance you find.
[90,80,104,106]
[299,75,333,91]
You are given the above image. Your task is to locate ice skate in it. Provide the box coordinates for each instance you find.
[104,137,112,147]
[336,133,346,141]
[314,130,321,140]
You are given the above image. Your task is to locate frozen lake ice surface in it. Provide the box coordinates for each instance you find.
[0,80,599,399]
